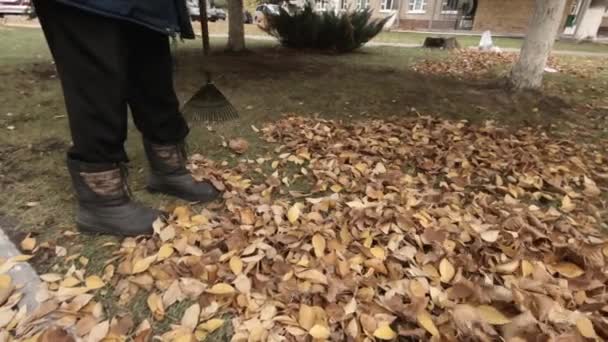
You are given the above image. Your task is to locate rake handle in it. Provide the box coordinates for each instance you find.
[199,0,210,56]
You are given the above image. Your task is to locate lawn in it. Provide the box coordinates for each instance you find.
[202,21,608,54]
[1,25,608,340]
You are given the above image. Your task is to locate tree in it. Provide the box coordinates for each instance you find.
[509,0,567,90]
[227,0,246,52]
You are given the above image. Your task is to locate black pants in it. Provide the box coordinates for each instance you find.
[35,0,189,163]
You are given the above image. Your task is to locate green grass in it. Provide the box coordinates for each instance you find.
[0,26,607,338]
[204,21,608,54]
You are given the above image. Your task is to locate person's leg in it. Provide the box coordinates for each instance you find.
[125,23,189,144]
[34,0,157,235]
[124,23,219,203]
[34,0,129,163]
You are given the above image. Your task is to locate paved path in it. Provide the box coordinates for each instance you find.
[0,217,41,312]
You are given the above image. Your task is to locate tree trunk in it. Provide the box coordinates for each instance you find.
[227,0,246,52]
[509,0,567,90]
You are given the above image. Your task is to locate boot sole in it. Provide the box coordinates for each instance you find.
[146,185,219,203]
[76,221,152,237]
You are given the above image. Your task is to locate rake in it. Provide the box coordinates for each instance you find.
[182,0,239,123]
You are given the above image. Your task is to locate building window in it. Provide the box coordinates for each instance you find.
[380,0,397,11]
[356,0,369,9]
[315,0,329,11]
[408,0,427,13]
[340,0,348,10]
[442,0,458,14]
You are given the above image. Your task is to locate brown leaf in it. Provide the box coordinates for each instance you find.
[39,327,75,342]
[228,138,249,154]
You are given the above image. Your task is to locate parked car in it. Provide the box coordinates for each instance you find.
[0,0,32,16]
[254,4,280,29]
[186,0,223,22]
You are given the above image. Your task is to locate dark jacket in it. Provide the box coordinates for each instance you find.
[55,0,195,38]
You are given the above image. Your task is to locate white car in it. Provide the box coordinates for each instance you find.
[0,0,32,15]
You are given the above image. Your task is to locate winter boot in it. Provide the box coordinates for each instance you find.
[143,139,220,202]
[67,157,159,236]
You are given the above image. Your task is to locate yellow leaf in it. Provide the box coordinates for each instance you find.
[373,324,396,340]
[480,230,500,243]
[409,279,427,298]
[298,304,315,330]
[198,319,224,333]
[20,235,36,251]
[312,234,326,258]
[604,245,608,258]
[85,276,105,290]
[309,324,330,339]
[60,276,81,288]
[11,255,33,262]
[191,214,209,225]
[477,305,511,325]
[370,247,386,260]
[287,204,302,224]
[521,260,534,277]
[422,264,439,279]
[206,283,236,295]
[417,310,439,337]
[553,262,585,279]
[439,258,455,283]
[295,269,328,284]
[561,195,575,212]
[0,274,11,289]
[39,273,62,283]
[181,303,201,330]
[147,293,165,320]
[229,256,243,275]
[173,206,190,221]
[330,184,343,193]
[87,320,109,342]
[157,244,174,261]
[576,316,597,339]
[132,255,157,274]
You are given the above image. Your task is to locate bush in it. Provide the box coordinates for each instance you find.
[264,4,392,53]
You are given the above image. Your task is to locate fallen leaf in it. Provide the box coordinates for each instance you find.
[373,324,397,340]
[439,258,455,283]
[575,316,597,339]
[553,262,585,278]
[85,276,105,290]
[198,319,224,333]
[181,304,201,331]
[132,255,157,274]
[40,273,63,283]
[229,256,243,275]
[287,204,302,224]
[87,320,109,342]
[417,310,439,337]
[480,230,500,243]
[206,283,236,295]
[295,269,328,284]
[20,235,36,251]
[561,195,575,212]
[309,324,330,339]
[477,305,511,325]
[229,138,249,154]
[157,244,174,261]
[312,234,326,258]
[299,304,316,330]
[147,293,165,320]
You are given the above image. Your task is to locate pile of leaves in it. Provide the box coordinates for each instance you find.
[3,115,608,341]
[411,50,565,79]
[263,4,391,53]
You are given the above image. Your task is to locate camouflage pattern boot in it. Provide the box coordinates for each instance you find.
[143,139,220,203]
[67,157,158,236]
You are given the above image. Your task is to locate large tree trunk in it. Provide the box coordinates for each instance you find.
[509,0,567,90]
[227,0,246,52]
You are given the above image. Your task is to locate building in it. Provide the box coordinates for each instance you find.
[314,0,608,39]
